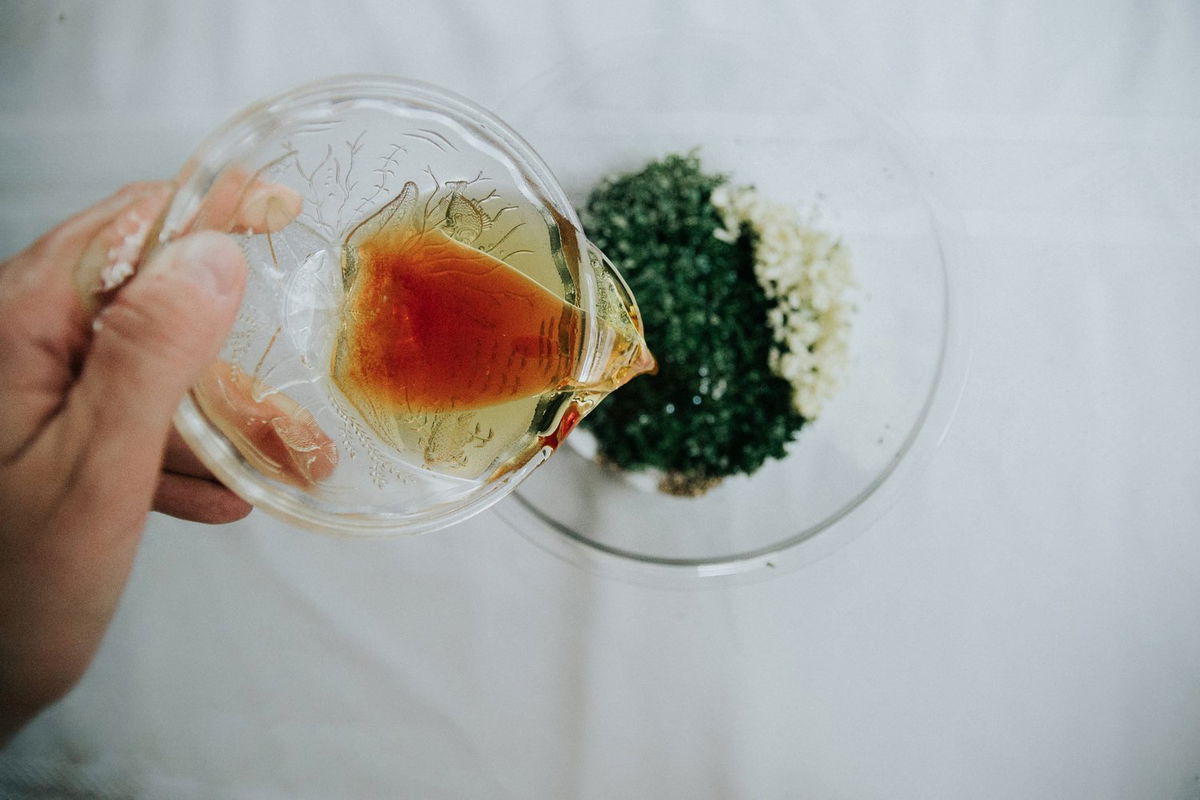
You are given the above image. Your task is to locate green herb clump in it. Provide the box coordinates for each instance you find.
[581,153,805,494]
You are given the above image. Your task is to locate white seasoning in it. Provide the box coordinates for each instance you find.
[710,185,855,420]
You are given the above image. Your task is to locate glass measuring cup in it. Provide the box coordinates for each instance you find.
[154,76,654,535]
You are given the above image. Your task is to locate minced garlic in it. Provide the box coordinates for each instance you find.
[711,185,854,420]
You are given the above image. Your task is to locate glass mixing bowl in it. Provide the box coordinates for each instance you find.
[492,31,971,582]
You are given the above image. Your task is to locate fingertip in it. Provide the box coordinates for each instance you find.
[238,182,303,233]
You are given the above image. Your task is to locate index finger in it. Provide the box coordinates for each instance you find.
[172,162,304,239]
[73,173,303,310]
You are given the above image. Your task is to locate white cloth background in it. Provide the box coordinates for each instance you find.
[2,1,1198,798]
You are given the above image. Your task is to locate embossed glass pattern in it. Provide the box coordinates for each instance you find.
[158,77,652,535]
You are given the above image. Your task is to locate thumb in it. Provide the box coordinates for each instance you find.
[70,232,246,467]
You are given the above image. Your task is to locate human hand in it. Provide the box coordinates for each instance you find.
[0,178,302,742]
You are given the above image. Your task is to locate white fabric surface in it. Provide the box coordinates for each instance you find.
[2,1,1199,797]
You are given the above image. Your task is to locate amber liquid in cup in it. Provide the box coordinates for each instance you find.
[330,180,655,481]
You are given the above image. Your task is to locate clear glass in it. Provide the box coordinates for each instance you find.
[492,31,971,583]
[159,77,652,535]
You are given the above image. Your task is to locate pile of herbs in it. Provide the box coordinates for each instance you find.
[580,153,805,495]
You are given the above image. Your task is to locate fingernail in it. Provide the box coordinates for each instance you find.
[239,182,303,234]
[147,232,245,298]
